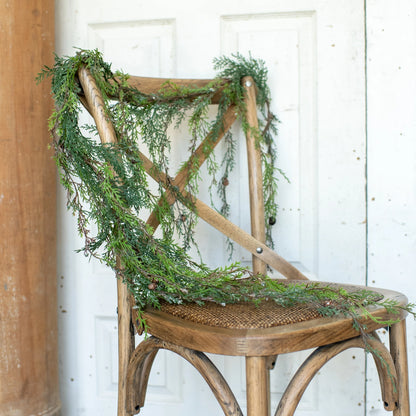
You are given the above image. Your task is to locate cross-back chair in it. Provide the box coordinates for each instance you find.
[77,66,410,416]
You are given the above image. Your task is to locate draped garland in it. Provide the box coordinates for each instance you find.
[38,49,413,336]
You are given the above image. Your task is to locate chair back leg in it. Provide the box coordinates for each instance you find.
[117,278,135,416]
[390,320,410,416]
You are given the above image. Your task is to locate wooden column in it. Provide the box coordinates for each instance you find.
[0,0,60,415]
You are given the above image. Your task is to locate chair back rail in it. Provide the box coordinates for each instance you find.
[114,75,229,104]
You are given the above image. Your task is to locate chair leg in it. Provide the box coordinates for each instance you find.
[390,320,410,416]
[246,356,270,416]
[117,279,135,416]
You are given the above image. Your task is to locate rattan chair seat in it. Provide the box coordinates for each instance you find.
[159,300,323,329]
[156,281,385,330]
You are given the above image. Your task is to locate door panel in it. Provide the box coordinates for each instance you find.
[56,1,367,414]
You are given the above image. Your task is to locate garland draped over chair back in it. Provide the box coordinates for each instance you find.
[37,49,414,335]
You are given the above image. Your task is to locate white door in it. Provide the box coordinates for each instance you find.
[55,1,369,415]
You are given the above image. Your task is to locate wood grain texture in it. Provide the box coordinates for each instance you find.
[243,76,267,276]
[246,356,269,416]
[390,320,410,416]
[78,66,119,145]
[0,0,60,414]
[117,277,135,416]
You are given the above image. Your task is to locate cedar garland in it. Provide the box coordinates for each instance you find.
[38,49,414,336]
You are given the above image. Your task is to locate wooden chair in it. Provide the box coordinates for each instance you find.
[77,66,410,416]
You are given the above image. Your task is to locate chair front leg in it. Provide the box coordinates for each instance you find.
[246,356,270,416]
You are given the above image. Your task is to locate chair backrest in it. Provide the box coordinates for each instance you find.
[77,65,308,283]
[77,66,309,412]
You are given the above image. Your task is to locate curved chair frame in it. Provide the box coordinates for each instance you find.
[125,336,243,415]
[124,330,401,416]
[76,66,410,416]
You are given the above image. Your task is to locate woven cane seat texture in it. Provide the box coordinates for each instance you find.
[157,282,385,330]
[159,300,322,329]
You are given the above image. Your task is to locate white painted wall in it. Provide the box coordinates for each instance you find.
[366,1,416,413]
[54,1,416,414]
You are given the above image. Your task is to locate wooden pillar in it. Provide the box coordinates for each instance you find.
[0,0,60,415]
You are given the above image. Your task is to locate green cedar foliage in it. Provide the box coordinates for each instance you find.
[38,49,414,335]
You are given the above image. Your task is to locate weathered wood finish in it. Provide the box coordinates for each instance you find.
[243,76,267,276]
[116,276,135,416]
[390,320,410,416]
[0,1,60,414]
[246,356,269,416]
[78,66,119,145]
[76,68,410,416]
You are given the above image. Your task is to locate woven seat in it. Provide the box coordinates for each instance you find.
[158,300,322,329]
[157,282,385,329]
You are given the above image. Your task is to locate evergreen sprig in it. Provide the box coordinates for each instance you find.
[38,49,414,337]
